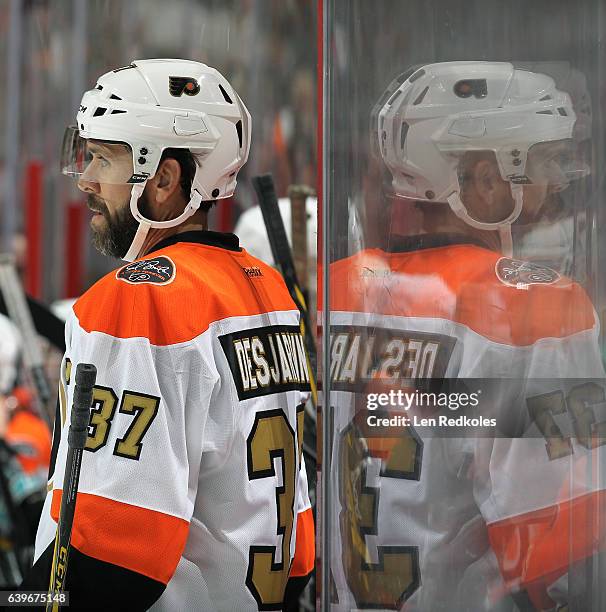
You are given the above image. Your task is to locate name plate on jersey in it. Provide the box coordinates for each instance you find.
[219,324,311,400]
[330,325,457,391]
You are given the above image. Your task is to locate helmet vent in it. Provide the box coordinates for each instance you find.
[377,89,392,108]
[110,93,122,100]
[400,122,410,151]
[93,107,107,117]
[95,84,103,91]
[110,109,127,115]
[112,64,135,73]
[396,66,418,84]
[219,84,233,104]
[557,107,568,116]
[536,110,553,115]
[235,120,243,148]
[387,89,402,106]
[413,86,429,105]
[409,68,426,83]
[539,95,552,101]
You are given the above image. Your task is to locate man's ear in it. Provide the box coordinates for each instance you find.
[150,158,182,204]
[470,158,501,205]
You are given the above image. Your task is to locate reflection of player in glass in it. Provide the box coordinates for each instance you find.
[374,61,588,257]
[330,62,605,611]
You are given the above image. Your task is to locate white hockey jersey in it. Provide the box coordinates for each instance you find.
[327,237,606,611]
[29,231,314,611]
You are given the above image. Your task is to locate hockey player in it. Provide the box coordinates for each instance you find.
[22,59,314,610]
[328,62,605,611]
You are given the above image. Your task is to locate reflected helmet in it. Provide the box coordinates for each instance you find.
[372,62,584,253]
[61,59,251,261]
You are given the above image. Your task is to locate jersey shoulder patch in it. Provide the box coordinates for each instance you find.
[74,244,297,345]
[116,255,176,286]
[495,257,560,288]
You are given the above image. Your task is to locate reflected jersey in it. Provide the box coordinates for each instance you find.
[27,231,314,611]
[328,236,606,611]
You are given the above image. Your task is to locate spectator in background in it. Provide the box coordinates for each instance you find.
[0,327,49,588]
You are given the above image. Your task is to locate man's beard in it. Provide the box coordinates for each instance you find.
[89,192,151,259]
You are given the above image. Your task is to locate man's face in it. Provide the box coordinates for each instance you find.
[519,140,581,222]
[462,141,585,226]
[77,141,145,258]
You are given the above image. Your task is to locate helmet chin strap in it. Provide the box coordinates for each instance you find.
[122,183,203,262]
[123,184,150,262]
[446,184,523,258]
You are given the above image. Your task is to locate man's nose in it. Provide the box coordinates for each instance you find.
[77,177,100,194]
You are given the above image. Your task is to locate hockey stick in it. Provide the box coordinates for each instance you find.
[288,184,314,298]
[252,176,318,612]
[0,293,65,352]
[0,255,53,427]
[46,363,96,611]
[252,174,318,412]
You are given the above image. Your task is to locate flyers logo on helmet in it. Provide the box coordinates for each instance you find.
[116,255,176,285]
[453,79,488,99]
[169,76,201,97]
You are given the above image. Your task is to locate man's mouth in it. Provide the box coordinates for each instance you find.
[87,199,106,215]
[87,201,107,225]
[86,197,105,215]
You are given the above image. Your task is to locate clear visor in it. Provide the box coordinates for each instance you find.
[526,139,590,189]
[60,126,135,184]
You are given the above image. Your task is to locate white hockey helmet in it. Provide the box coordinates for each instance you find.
[373,61,585,254]
[61,59,251,261]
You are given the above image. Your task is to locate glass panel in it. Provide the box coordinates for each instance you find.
[321,1,606,610]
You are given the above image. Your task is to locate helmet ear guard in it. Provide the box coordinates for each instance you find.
[447,186,523,257]
[374,61,584,254]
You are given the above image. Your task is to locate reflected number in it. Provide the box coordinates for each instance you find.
[527,382,606,460]
[339,421,422,609]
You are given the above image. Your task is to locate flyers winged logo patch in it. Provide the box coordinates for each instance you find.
[169,76,200,97]
[495,257,559,288]
[116,256,176,286]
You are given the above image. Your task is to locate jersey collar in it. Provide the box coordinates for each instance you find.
[149,230,242,254]
[385,232,492,253]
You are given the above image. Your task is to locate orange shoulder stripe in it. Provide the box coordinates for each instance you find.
[74,244,296,345]
[290,507,315,577]
[487,489,606,609]
[329,247,595,346]
[51,489,189,584]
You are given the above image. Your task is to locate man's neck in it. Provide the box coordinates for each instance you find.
[139,220,207,258]
[421,211,501,253]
